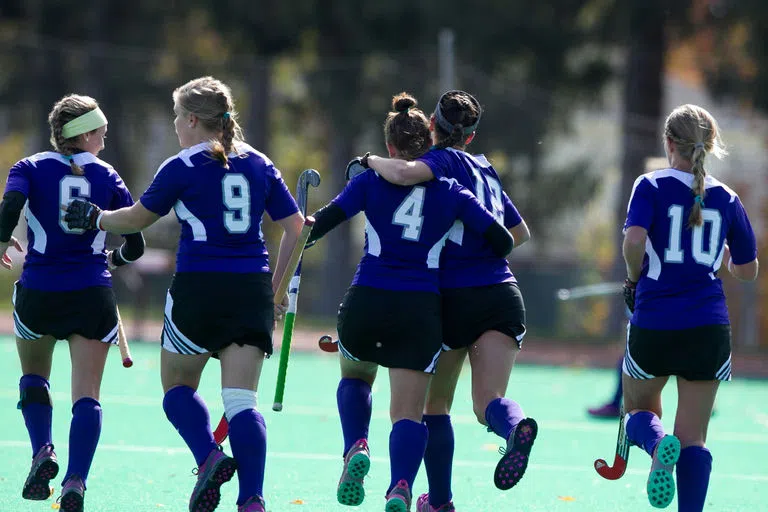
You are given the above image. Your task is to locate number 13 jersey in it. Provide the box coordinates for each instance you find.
[625,168,757,329]
[140,142,299,274]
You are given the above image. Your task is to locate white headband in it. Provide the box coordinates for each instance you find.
[61,108,108,139]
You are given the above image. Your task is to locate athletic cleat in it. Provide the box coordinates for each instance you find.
[494,417,538,490]
[189,446,238,512]
[416,493,456,511]
[22,444,59,500]
[385,479,412,512]
[337,438,371,506]
[647,435,681,509]
[238,495,266,512]
[58,475,85,512]
[587,403,621,419]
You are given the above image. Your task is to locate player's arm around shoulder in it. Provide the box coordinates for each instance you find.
[367,154,433,186]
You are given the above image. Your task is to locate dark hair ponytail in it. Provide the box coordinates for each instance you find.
[383,92,431,160]
[432,90,482,150]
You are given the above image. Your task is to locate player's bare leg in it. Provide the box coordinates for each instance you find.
[468,330,536,490]
[220,343,268,511]
[386,368,431,512]
[336,357,377,506]
[17,336,58,501]
[162,350,235,512]
[623,374,680,508]
[673,378,718,512]
[417,348,466,512]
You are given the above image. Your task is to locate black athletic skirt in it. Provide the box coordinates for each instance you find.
[441,282,526,350]
[161,272,274,355]
[624,324,732,381]
[337,285,443,373]
[13,281,119,343]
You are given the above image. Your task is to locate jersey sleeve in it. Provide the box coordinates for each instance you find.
[416,150,446,179]
[727,196,757,265]
[110,172,135,210]
[624,175,655,230]
[265,165,300,221]
[451,181,496,234]
[330,171,368,218]
[4,160,31,197]
[502,191,523,228]
[139,161,186,216]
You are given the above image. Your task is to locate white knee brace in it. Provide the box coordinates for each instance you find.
[222,387,258,422]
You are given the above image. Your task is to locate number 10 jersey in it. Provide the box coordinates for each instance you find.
[625,168,757,329]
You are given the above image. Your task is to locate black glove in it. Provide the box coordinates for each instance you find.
[623,278,637,313]
[345,152,370,181]
[64,199,102,231]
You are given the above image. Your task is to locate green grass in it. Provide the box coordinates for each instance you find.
[0,337,766,511]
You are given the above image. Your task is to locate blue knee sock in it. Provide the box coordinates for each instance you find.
[163,386,217,466]
[228,409,267,506]
[611,358,623,407]
[423,415,454,507]
[19,375,53,457]
[625,411,665,457]
[336,378,372,457]
[484,398,524,441]
[388,419,428,494]
[64,397,102,485]
[676,446,712,512]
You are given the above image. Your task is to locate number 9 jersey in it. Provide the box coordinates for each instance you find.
[139,142,299,273]
[625,168,757,329]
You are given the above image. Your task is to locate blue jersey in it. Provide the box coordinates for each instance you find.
[418,148,522,289]
[4,152,134,291]
[625,168,757,329]
[140,141,299,274]
[332,171,497,293]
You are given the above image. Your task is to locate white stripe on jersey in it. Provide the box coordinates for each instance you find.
[24,203,47,254]
[173,200,207,241]
[645,237,662,281]
[427,230,450,269]
[365,216,381,256]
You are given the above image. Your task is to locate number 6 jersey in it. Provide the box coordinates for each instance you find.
[5,152,134,291]
[625,168,757,329]
[139,141,299,274]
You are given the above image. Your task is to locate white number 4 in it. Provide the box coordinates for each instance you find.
[393,186,425,241]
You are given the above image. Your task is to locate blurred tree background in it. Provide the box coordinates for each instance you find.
[0,0,766,348]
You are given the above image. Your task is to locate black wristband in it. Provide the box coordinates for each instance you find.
[0,191,26,243]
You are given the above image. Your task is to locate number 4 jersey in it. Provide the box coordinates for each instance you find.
[625,168,757,329]
[331,171,498,293]
[5,152,135,291]
[139,141,299,273]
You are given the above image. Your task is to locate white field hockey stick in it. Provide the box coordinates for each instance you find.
[115,305,133,368]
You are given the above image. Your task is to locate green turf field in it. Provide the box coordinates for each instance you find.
[1,337,766,512]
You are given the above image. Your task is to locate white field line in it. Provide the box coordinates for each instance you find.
[0,440,766,483]
[1,390,767,444]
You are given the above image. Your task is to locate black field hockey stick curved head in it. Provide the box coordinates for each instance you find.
[296,169,321,215]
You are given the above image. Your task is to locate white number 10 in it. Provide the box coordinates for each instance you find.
[665,204,722,266]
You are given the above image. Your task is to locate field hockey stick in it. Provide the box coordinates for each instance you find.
[312,158,366,357]
[272,169,321,413]
[271,215,316,411]
[555,282,624,301]
[115,305,133,368]
[318,334,339,353]
[594,402,630,479]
